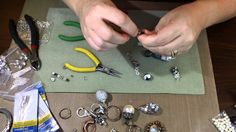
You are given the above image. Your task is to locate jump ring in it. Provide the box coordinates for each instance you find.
[107,105,122,122]
[59,108,72,120]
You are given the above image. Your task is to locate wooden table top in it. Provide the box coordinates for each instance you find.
[0,0,219,132]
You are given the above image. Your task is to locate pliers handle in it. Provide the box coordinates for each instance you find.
[64,48,101,72]
[58,21,85,41]
[9,14,41,70]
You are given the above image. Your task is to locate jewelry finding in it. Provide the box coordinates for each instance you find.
[107,105,122,122]
[170,66,181,80]
[51,72,70,82]
[122,105,135,126]
[83,118,96,132]
[95,89,108,104]
[0,108,13,132]
[143,50,175,62]
[144,120,166,132]
[110,128,118,132]
[139,103,160,115]
[143,73,152,81]
[59,108,72,120]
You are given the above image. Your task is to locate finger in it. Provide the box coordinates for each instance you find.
[91,20,129,44]
[100,6,138,37]
[87,29,105,48]
[86,37,104,51]
[138,23,181,47]
[143,37,183,56]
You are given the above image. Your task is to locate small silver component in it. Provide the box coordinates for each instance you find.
[139,103,160,115]
[110,128,118,132]
[143,73,152,81]
[122,105,135,120]
[50,77,56,82]
[170,66,181,80]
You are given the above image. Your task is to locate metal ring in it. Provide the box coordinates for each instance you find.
[59,108,72,120]
[76,107,91,118]
[83,118,96,132]
[0,108,13,132]
[107,105,122,122]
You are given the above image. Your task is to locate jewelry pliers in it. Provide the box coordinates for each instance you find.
[64,47,121,78]
[58,21,85,41]
[9,14,41,70]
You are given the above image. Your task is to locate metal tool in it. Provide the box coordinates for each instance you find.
[9,14,41,70]
[58,21,85,41]
[64,47,121,77]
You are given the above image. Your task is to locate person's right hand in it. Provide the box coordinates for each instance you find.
[75,0,138,51]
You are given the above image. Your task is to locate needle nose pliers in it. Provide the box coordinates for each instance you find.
[58,21,85,41]
[9,14,41,71]
[64,47,121,78]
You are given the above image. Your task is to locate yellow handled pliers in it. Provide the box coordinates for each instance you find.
[64,47,121,78]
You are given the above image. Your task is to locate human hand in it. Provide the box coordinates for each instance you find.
[75,0,138,51]
[137,2,205,56]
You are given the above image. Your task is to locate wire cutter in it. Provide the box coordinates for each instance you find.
[64,47,121,78]
[58,21,85,41]
[9,14,41,71]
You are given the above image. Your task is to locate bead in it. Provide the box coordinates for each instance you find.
[139,103,160,115]
[95,89,108,104]
[143,73,152,81]
[122,105,135,120]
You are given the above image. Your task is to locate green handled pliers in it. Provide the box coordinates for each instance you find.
[58,21,85,41]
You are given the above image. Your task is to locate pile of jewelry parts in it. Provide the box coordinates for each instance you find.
[211,111,236,132]
[58,89,166,132]
[17,18,52,44]
[126,52,153,81]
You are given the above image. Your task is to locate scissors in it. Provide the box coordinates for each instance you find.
[9,14,41,70]
[64,47,121,77]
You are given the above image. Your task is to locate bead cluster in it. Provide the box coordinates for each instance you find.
[211,111,235,132]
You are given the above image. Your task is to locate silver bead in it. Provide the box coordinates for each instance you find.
[143,73,152,81]
[122,105,135,120]
[96,89,108,104]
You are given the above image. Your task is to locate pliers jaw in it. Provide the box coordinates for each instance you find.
[96,65,122,78]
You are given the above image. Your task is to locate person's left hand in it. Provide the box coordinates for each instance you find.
[137,2,205,56]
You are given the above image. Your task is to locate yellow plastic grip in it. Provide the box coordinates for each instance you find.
[64,63,96,72]
[75,48,100,66]
[64,47,101,72]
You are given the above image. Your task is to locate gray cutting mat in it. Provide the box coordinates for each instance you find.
[37,8,204,94]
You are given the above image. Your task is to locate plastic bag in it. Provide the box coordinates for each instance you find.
[17,19,54,45]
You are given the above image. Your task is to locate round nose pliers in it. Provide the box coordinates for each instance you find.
[9,14,41,71]
[64,48,121,78]
[58,21,85,41]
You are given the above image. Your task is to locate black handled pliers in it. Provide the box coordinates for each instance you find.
[9,14,41,70]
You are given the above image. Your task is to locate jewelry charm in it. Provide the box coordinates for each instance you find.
[144,120,166,132]
[139,103,160,115]
[95,89,108,104]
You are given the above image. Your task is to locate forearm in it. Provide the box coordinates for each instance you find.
[195,0,236,28]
